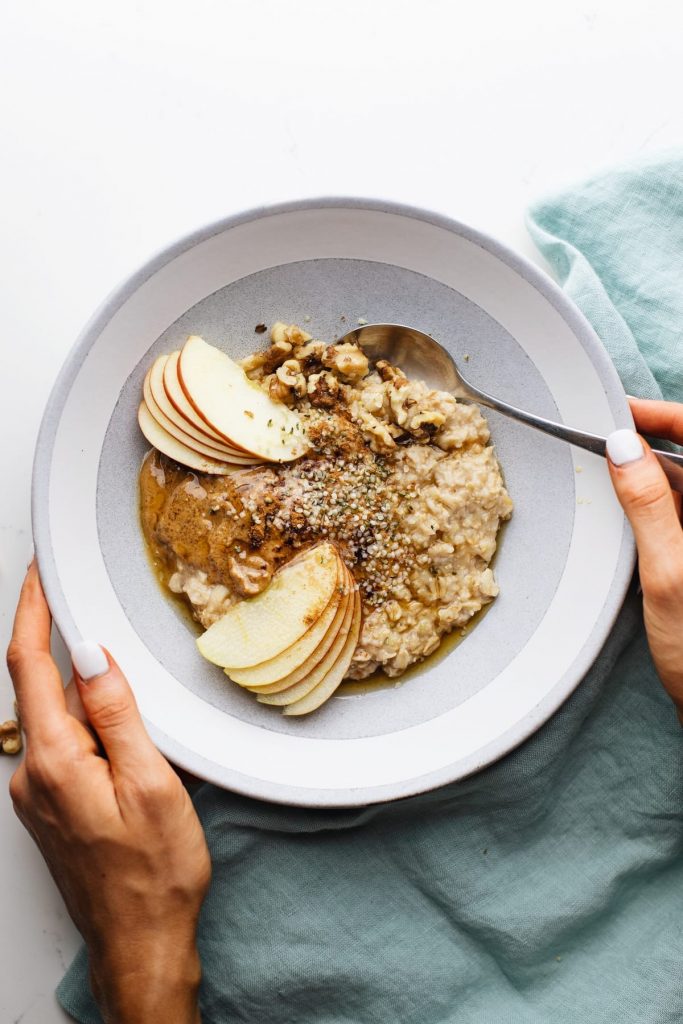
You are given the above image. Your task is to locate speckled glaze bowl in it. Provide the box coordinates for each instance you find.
[32,199,635,807]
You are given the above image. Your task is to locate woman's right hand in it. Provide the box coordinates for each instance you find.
[7,564,211,1024]
[606,399,683,720]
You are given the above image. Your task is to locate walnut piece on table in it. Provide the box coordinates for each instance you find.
[0,705,22,755]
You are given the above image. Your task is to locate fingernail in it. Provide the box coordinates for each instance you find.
[606,429,644,466]
[72,641,109,681]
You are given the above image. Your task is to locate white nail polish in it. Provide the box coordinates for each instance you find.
[72,641,109,680]
[606,429,644,466]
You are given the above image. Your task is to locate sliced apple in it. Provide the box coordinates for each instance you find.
[283,588,362,716]
[226,555,347,688]
[246,565,353,694]
[144,365,243,463]
[196,542,339,669]
[137,402,231,475]
[256,574,356,707]
[178,335,308,462]
[147,356,257,462]
[145,354,260,462]
[163,351,250,455]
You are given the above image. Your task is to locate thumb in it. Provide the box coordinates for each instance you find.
[71,642,160,775]
[606,429,683,597]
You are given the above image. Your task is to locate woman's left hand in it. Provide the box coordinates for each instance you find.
[607,399,683,721]
[7,563,211,1024]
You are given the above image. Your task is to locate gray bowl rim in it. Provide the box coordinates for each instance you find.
[32,196,636,807]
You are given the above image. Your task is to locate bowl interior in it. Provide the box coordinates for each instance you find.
[98,256,574,741]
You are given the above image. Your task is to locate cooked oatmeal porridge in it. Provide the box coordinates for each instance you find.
[140,322,513,680]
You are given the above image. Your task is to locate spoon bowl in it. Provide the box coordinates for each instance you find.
[341,322,683,492]
[340,323,464,394]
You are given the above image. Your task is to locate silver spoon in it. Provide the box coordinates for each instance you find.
[339,322,683,493]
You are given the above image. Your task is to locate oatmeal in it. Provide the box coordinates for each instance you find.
[140,322,512,681]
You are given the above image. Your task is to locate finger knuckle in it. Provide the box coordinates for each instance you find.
[624,478,668,517]
[6,639,25,679]
[143,776,177,806]
[25,749,67,792]
[644,567,683,605]
[89,698,131,732]
[24,750,45,783]
[8,768,27,810]
[127,770,178,813]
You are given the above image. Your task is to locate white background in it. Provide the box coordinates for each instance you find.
[1,1,681,1020]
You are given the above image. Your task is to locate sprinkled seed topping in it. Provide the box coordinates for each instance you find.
[236,410,419,607]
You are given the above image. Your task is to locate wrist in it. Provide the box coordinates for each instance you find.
[90,932,202,1024]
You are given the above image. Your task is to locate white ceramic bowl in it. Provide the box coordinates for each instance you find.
[33,199,635,806]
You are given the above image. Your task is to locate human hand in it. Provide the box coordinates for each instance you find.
[7,563,211,1024]
[606,399,683,721]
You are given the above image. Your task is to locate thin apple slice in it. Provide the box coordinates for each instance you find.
[246,564,353,694]
[163,351,249,453]
[226,555,347,688]
[282,588,362,716]
[145,356,260,460]
[196,542,339,669]
[148,356,258,462]
[256,572,355,707]
[138,402,231,475]
[178,335,308,462]
[143,365,245,462]
[148,357,224,452]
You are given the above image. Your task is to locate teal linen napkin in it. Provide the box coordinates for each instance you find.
[58,156,683,1023]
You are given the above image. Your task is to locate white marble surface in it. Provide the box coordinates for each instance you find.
[1,1,682,1019]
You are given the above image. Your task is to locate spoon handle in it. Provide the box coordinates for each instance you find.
[462,385,683,494]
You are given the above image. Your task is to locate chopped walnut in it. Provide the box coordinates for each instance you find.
[0,709,22,755]
[265,373,295,406]
[322,343,370,381]
[352,405,397,453]
[307,371,341,409]
[293,339,326,369]
[376,360,408,386]
[270,322,312,347]
[274,358,307,395]
[270,322,288,344]
[386,422,408,439]
[241,323,315,378]
[240,339,292,377]
[228,553,272,597]
[389,385,447,435]
[412,410,446,433]
[276,358,301,384]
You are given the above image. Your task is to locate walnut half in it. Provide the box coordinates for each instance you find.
[240,339,292,377]
[376,359,407,386]
[307,371,341,409]
[266,372,295,406]
[0,708,22,755]
[270,322,312,347]
[276,359,307,398]
[322,343,369,381]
